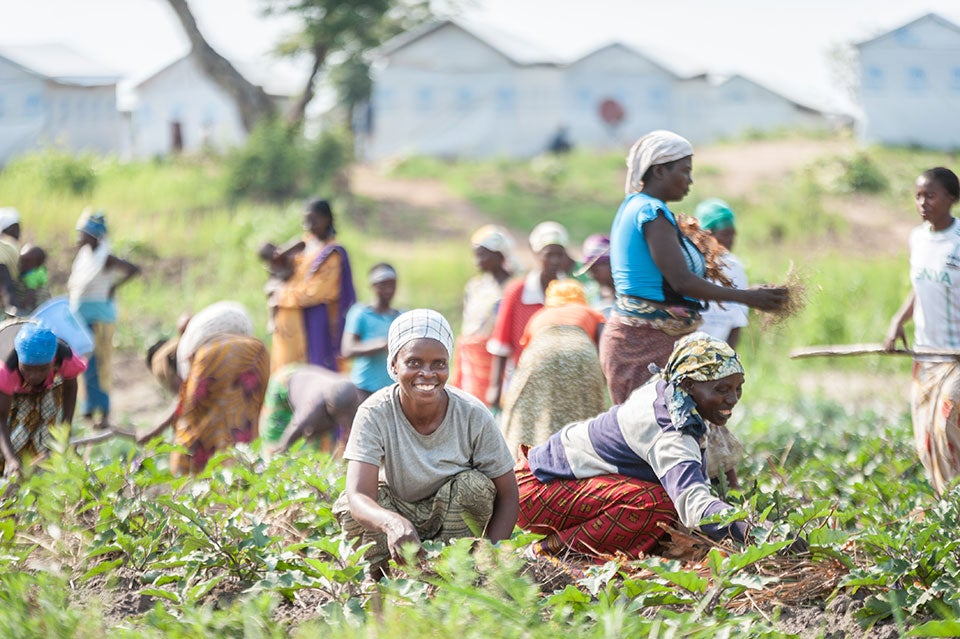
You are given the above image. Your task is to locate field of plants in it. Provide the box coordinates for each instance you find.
[0,132,959,637]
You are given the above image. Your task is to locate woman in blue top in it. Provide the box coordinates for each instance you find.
[600,130,786,404]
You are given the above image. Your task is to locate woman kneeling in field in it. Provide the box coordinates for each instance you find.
[334,309,519,574]
[516,332,749,560]
[0,323,86,476]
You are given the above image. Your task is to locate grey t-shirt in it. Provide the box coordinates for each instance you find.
[344,384,515,503]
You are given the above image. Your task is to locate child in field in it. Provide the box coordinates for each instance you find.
[15,244,50,316]
[257,240,305,333]
[341,263,401,400]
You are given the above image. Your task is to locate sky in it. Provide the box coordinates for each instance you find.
[1,0,959,114]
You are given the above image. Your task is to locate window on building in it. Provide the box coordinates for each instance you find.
[0,96,5,119]
[496,86,516,113]
[416,86,434,112]
[951,67,960,93]
[576,87,592,111]
[23,94,42,117]
[375,87,394,110]
[648,86,668,109]
[907,66,928,93]
[456,87,473,113]
[863,66,884,91]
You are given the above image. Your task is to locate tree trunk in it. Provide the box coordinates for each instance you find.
[286,42,329,128]
[166,0,276,132]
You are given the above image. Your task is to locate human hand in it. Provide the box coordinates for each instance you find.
[485,385,501,409]
[3,456,21,478]
[745,286,788,312]
[384,514,423,563]
[883,322,908,351]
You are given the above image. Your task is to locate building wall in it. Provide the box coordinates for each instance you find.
[0,57,120,163]
[563,45,679,151]
[131,55,245,158]
[858,17,960,149]
[363,31,831,161]
[367,26,567,159]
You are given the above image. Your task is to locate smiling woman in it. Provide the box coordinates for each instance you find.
[333,309,519,576]
[515,331,750,562]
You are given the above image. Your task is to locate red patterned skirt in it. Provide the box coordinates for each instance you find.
[515,449,677,561]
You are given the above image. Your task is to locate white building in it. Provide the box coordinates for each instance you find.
[357,19,832,161]
[856,12,960,150]
[0,44,121,165]
[124,53,299,158]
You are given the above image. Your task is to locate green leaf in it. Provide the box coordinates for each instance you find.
[186,575,225,604]
[907,620,960,637]
[81,558,123,581]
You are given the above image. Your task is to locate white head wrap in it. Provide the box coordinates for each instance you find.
[176,301,254,379]
[386,309,454,382]
[368,263,397,285]
[0,207,20,235]
[624,130,694,194]
[528,221,569,254]
[470,224,518,273]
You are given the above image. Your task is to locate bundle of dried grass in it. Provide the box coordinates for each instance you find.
[759,261,809,331]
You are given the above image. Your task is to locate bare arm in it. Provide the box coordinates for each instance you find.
[645,215,786,311]
[485,355,507,409]
[884,290,915,350]
[484,471,519,543]
[345,460,422,562]
[275,400,335,454]
[105,255,141,298]
[0,393,20,476]
[0,265,16,315]
[60,377,78,424]
[340,331,388,359]
[137,399,179,444]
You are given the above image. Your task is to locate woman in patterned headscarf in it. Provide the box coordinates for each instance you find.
[67,208,140,429]
[334,309,518,576]
[602,130,786,405]
[450,225,515,405]
[515,332,750,561]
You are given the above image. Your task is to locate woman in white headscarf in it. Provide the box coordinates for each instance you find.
[485,221,569,409]
[334,309,518,575]
[601,130,787,405]
[450,225,516,405]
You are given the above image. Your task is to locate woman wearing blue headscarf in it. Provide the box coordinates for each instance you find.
[0,323,87,476]
[67,209,140,430]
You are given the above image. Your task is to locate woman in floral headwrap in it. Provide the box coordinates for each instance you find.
[515,332,750,561]
[67,209,140,429]
[602,130,786,404]
[451,225,515,405]
[0,323,86,476]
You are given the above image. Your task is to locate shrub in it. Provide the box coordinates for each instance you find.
[840,152,888,193]
[225,118,304,202]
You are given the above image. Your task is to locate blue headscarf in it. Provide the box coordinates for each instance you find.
[15,323,58,365]
[77,209,108,240]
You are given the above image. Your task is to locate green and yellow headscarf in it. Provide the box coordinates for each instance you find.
[651,331,744,431]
